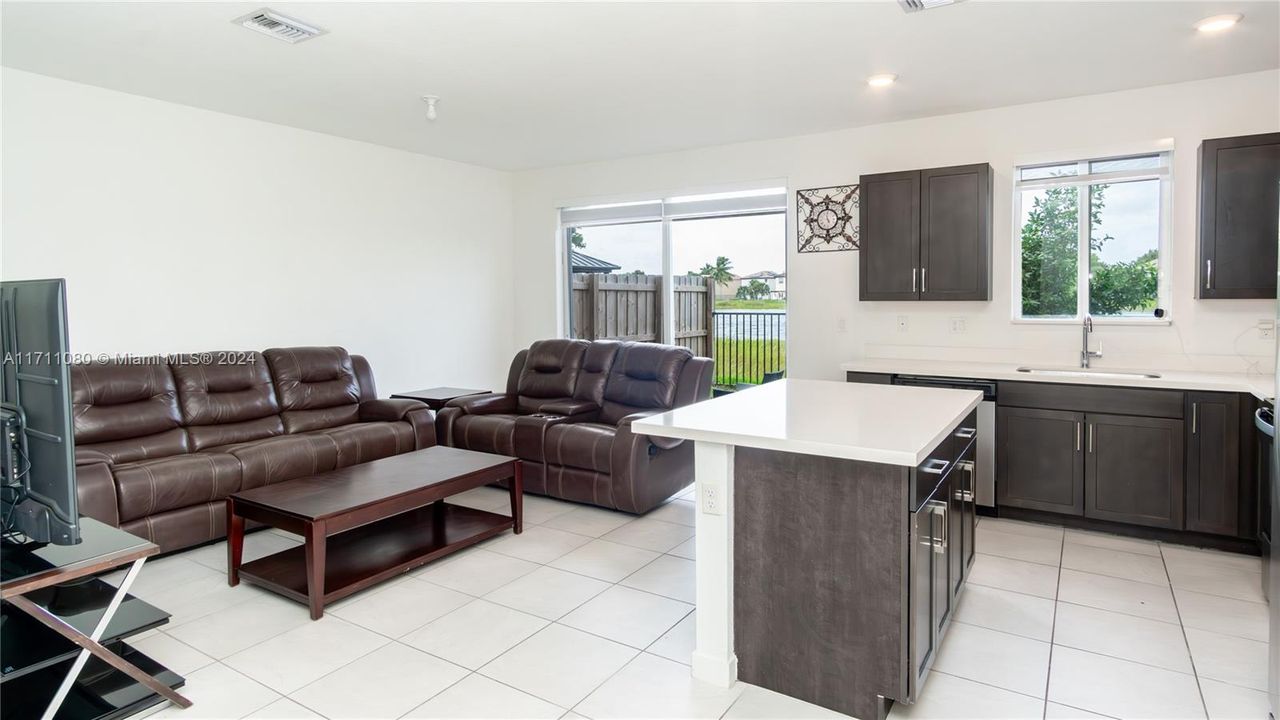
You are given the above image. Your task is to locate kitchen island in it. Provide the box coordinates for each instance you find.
[633,379,982,720]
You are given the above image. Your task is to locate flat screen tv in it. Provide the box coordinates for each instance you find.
[1,278,79,545]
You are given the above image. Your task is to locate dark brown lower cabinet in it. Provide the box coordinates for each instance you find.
[1186,392,1241,535]
[997,407,1084,515]
[950,439,976,596]
[1085,414,1185,530]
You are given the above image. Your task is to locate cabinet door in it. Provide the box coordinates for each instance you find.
[920,164,991,301]
[931,484,951,637]
[997,407,1085,515]
[859,170,920,301]
[951,440,976,597]
[910,500,937,685]
[1086,413,1185,529]
[1186,392,1241,536]
[1198,133,1280,299]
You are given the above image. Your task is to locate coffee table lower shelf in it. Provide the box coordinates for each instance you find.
[237,503,512,612]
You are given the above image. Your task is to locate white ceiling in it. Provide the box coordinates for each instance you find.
[3,2,1277,171]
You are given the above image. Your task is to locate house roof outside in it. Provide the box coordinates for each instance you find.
[741,270,785,280]
[570,250,622,273]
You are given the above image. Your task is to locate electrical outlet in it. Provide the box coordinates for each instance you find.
[700,482,724,515]
[1260,319,1275,340]
[896,315,909,333]
[949,317,967,334]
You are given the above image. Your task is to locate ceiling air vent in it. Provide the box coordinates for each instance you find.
[898,0,964,12]
[233,9,325,44]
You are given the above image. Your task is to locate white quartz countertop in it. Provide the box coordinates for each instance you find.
[840,358,1275,401]
[633,379,982,466]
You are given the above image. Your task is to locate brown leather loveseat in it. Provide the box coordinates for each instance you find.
[72,347,433,552]
[437,339,713,514]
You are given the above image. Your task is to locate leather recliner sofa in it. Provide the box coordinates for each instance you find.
[72,346,434,552]
[437,339,713,514]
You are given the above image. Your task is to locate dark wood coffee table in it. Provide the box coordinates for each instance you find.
[226,446,521,619]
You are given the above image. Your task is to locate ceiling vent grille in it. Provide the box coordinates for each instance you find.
[234,9,325,44]
[898,0,963,12]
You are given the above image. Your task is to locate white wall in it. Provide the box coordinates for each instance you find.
[2,69,515,393]
[512,70,1280,380]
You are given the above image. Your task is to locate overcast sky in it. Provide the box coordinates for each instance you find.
[575,213,786,277]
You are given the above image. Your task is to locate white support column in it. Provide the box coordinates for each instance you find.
[690,440,737,687]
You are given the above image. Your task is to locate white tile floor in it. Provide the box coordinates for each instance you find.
[112,490,1271,720]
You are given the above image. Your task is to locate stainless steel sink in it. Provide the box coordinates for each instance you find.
[1016,366,1162,380]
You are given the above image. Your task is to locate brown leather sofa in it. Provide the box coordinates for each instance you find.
[437,339,713,514]
[72,347,434,552]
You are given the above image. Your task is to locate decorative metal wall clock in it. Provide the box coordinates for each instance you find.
[797,184,859,253]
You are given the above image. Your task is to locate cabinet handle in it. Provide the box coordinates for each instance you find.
[955,427,976,440]
[920,458,949,475]
[1206,259,1213,290]
[1192,402,1198,434]
[912,267,917,293]
[1076,421,1081,452]
[921,267,927,293]
[1088,423,1094,453]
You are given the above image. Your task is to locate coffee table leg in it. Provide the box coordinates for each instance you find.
[511,461,524,534]
[227,498,244,587]
[304,521,327,620]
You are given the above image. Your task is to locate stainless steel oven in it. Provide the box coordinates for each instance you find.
[891,375,997,507]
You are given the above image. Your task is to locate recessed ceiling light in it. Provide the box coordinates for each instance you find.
[1195,13,1242,32]
[867,74,898,88]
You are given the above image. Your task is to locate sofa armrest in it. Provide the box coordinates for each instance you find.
[537,399,600,420]
[616,410,683,450]
[446,393,518,415]
[359,398,429,422]
[75,447,114,467]
[75,460,120,527]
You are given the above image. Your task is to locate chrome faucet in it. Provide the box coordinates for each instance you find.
[1081,315,1103,368]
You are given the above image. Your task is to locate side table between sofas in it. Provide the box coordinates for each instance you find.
[392,387,490,444]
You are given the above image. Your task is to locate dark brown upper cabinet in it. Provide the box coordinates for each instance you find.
[859,170,920,300]
[1197,133,1280,299]
[860,163,991,302]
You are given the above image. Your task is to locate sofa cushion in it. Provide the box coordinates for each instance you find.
[600,344,692,425]
[315,422,415,467]
[264,347,361,433]
[451,414,518,457]
[172,352,284,451]
[217,434,340,491]
[545,423,615,473]
[515,339,588,413]
[573,341,621,404]
[113,452,242,523]
[71,361,189,463]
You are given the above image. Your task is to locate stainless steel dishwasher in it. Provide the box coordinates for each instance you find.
[892,375,997,508]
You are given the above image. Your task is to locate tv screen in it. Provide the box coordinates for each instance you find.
[1,278,79,545]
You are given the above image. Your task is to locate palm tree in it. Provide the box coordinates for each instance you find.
[699,256,734,287]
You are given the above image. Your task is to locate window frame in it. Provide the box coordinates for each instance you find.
[559,187,788,343]
[1011,151,1173,326]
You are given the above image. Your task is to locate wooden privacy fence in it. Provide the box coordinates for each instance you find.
[570,273,714,358]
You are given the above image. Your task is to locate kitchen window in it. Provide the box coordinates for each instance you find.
[1013,152,1171,322]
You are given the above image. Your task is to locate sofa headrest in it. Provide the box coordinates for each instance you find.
[71,361,183,445]
[517,339,588,401]
[600,343,692,423]
[263,347,360,411]
[573,340,621,404]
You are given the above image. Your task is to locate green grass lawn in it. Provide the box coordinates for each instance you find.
[713,338,786,386]
[714,299,786,311]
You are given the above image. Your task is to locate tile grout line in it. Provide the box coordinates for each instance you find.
[1040,526,1065,720]
[1161,544,1212,720]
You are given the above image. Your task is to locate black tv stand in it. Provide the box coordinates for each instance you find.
[0,518,189,719]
